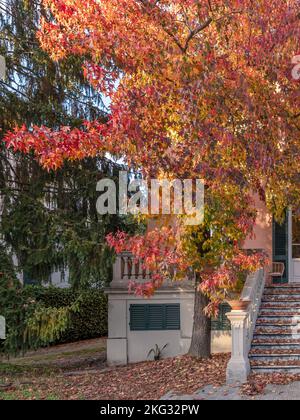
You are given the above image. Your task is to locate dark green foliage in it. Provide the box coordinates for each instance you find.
[0,261,74,356]
[0,156,131,289]
[0,267,30,355]
[25,286,108,343]
[0,0,141,289]
[0,0,103,132]
[147,344,168,361]
[61,291,108,343]
[0,275,108,355]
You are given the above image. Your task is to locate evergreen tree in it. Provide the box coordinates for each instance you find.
[0,0,134,289]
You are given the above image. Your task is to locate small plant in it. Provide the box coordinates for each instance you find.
[147,344,168,361]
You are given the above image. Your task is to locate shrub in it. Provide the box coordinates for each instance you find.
[0,281,108,355]
[0,279,72,355]
[25,286,108,343]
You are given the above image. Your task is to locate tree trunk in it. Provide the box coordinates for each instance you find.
[188,285,211,358]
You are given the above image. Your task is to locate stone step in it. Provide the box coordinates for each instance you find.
[249,284,300,374]
[263,293,300,298]
[251,365,300,374]
[262,295,300,306]
[254,332,300,340]
[250,348,300,355]
[260,302,300,312]
[252,338,300,345]
[259,311,300,317]
[264,288,300,294]
[251,359,300,367]
[250,354,300,362]
[252,345,300,351]
[255,325,300,332]
[256,319,299,326]
[261,302,300,306]
[263,296,300,300]
[265,284,300,289]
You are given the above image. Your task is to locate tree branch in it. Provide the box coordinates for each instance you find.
[183,18,212,52]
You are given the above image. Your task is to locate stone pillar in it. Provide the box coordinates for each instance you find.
[106,296,128,366]
[226,311,250,384]
[111,255,123,287]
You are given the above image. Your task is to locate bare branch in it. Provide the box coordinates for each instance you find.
[183,18,212,52]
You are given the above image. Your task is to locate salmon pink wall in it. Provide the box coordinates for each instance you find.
[243,194,272,260]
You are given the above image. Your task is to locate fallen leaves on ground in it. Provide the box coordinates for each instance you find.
[252,338,300,344]
[250,360,300,367]
[255,328,300,334]
[250,348,300,355]
[242,373,300,396]
[0,354,229,400]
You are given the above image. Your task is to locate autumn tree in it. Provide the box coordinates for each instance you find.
[4,0,300,357]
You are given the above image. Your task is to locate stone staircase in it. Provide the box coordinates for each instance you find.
[250,284,300,374]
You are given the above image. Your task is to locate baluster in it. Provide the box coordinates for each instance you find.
[123,256,129,280]
[138,260,143,281]
[130,256,136,281]
[113,255,122,284]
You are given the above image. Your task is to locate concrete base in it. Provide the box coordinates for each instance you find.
[107,338,127,366]
[106,332,232,365]
[226,358,251,384]
[106,289,232,366]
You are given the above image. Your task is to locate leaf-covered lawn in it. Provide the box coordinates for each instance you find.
[242,373,300,396]
[3,352,300,399]
[0,354,229,400]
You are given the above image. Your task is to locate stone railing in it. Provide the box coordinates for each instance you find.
[111,252,152,288]
[226,268,266,384]
[111,252,193,289]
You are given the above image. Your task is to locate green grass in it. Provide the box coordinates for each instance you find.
[0,340,107,400]
[0,389,60,400]
[7,346,105,365]
[0,391,18,400]
[0,361,60,378]
[0,363,32,375]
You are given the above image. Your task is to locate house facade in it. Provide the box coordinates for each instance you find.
[107,195,284,366]
[23,268,70,289]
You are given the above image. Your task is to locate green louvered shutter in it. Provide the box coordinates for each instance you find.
[130,304,180,331]
[130,305,147,331]
[148,305,164,330]
[273,213,288,284]
[211,303,232,331]
[165,304,181,330]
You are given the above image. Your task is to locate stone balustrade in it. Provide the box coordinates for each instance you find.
[111,252,152,288]
[226,268,266,384]
[111,251,193,289]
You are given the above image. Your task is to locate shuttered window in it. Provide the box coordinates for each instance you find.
[273,212,288,283]
[23,272,39,286]
[211,303,232,331]
[130,304,180,331]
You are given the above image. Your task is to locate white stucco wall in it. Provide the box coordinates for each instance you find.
[107,289,231,366]
[45,269,70,289]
